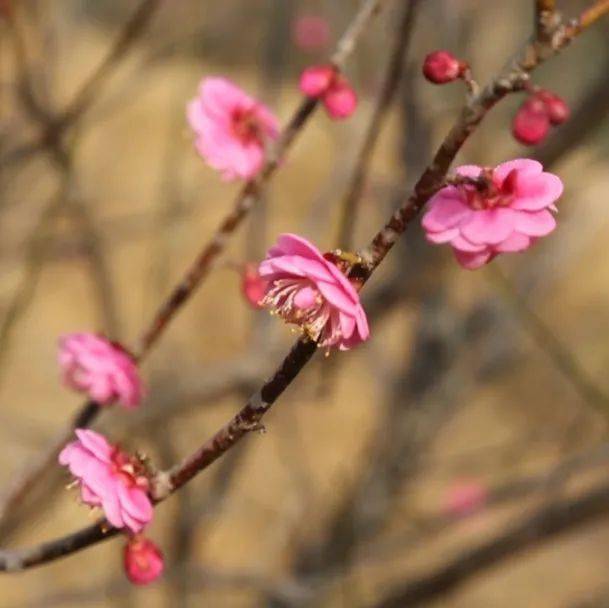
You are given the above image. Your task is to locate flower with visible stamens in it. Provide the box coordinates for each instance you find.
[59,429,153,534]
[422,159,563,269]
[259,234,369,350]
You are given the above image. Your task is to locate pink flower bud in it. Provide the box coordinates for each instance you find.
[292,15,331,52]
[536,90,570,125]
[124,536,164,585]
[299,66,357,121]
[422,50,463,84]
[241,263,268,309]
[512,98,550,145]
[299,65,335,98]
[323,77,357,120]
[444,480,487,518]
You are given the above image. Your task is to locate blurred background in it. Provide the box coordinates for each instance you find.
[1,0,609,606]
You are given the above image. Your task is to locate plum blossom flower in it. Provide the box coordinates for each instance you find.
[187,77,280,181]
[292,15,331,52]
[443,480,488,518]
[299,65,357,120]
[59,333,144,408]
[124,536,164,585]
[241,263,268,309]
[259,234,369,350]
[421,159,563,269]
[59,429,153,534]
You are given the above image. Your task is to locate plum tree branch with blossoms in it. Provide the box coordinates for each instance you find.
[0,0,607,577]
[0,0,388,540]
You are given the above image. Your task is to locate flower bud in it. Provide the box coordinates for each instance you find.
[241,263,268,309]
[422,50,463,84]
[299,66,357,120]
[299,65,335,98]
[512,98,550,145]
[537,90,570,125]
[124,536,164,586]
[323,77,357,119]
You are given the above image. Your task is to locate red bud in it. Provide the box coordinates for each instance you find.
[422,50,463,84]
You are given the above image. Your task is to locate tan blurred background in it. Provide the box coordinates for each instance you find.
[1,0,609,606]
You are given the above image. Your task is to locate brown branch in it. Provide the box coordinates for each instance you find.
[371,480,609,607]
[535,0,558,41]
[336,0,420,249]
[0,0,605,574]
[0,0,390,538]
[135,0,389,357]
[0,0,162,171]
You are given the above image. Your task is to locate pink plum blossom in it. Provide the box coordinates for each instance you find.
[292,15,331,52]
[299,65,357,120]
[443,480,488,518]
[58,333,143,408]
[59,429,153,534]
[421,159,563,269]
[124,536,164,585]
[187,77,280,181]
[241,263,268,309]
[259,234,369,350]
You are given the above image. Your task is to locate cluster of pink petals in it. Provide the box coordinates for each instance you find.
[421,159,563,269]
[259,234,369,350]
[187,77,280,181]
[59,333,143,408]
[292,15,331,52]
[124,536,164,585]
[299,65,357,120]
[59,429,153,534]
[443,480,488,518]
[241,263,268,309]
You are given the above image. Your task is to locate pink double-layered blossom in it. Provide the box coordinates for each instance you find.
[259,234,369,350]
[299,65,357,120]
[59,429,153,534]
[187,77,280,181]
[421,159,563,269]
[59,333,143,408]
[292,15,331,52]
[443,480,488,518]
[124,536,164,585]
[241,263,268,309]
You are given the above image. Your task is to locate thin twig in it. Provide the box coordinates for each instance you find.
[370,480,609,607]
[135,0,390,357]
[490,266,609,416]
[0,0,162,171]
[335,0,420,249]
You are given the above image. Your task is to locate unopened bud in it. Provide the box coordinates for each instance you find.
[512,98,550,146]
[422,50,463,84]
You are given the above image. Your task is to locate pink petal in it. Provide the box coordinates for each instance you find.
[425,227,460,244]
[450,234,487,252]
[294,286,318,309]
[453,248,493,270]
[512,173,564,211]
[422,191,471,232]
[494,232,532,252]
[460,208,516,245]
[75,429,113,462]
[494,159,542,182]
[513,209,556,236]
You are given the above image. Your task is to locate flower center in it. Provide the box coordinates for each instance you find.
[111,450,149,490]
[456,168,518,211]
[231,107,263,145]
[261,278,332,342]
